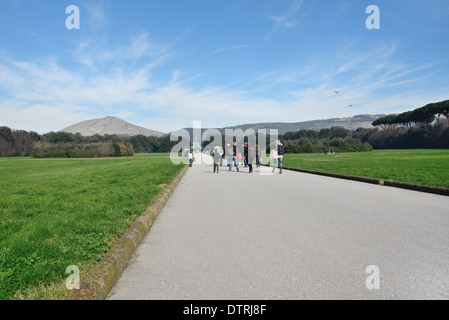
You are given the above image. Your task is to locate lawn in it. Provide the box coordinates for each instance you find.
[0,153,185,300]
[282,149,449,189]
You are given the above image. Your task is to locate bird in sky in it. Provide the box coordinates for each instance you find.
[334,90,339,94]
[349,104,353,107]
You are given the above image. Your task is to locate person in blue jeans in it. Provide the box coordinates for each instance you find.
[277,140,284,174]
[229,141,239,172]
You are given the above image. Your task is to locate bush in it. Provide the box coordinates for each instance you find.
[31,142,134,159]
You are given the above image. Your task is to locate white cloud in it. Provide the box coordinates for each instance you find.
[85,2,108,29]
[266,0,305,41]
[0,100,91,133]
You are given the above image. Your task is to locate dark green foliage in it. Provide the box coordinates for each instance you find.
[282,127,373,153]
[439,128,449,148]
[283,129,319,140]
[0,128,40,157]
[112,143,121,157]
[43,131,76,144]
[31,142,134,158]
[0,127,14,142]
[372,114,401,128]
[373,99,448,128]
[129,134,176,153]
[0,127,175,158]
[369,99,449,149]
[368,124,448,149]
[396,111,414,128]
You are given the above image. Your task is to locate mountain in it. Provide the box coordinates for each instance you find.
[60,116,164,137]
[171,114,386,137]
[220,114,385,133]
[61,114,385,138]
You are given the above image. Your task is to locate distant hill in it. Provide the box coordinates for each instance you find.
[221,114,385,133]
[171,114,386,137]
[60,116,164,137]
[61,114,385,138]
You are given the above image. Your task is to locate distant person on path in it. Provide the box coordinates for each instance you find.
[270,145,278,173]
[229,142,240,172]
[277,140,284,174]
[213,146,221,174]
[220,146,225,166]
[248,143,256,173]
[244,142,248,168]
[256,144,261,167]
[188,150,193,167]
[226,144,232,167]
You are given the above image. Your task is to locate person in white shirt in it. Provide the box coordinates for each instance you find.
[188,151,193,167]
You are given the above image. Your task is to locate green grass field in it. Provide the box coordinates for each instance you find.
[0,153,184,300]
[282,149,449,189]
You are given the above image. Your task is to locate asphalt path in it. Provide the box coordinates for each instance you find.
[107,154,449,300]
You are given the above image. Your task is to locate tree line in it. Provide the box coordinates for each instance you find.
[372,100,448,129]
[0,128,138,158]
[280,127,373,153]
[275,100,448,152]
[1,125,372,157]
[368,99,449,149]
[1,99,447,158]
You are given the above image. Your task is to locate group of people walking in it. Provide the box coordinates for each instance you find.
[211,140,284,174]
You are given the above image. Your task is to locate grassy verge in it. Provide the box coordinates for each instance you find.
[282,149,449,189]
[0,153,184,300]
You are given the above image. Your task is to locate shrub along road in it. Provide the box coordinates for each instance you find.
[107,154,449,300]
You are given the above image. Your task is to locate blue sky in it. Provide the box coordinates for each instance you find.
[0,0,448,133]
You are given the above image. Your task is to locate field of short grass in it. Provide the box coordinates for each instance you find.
[0,153,184,300]
[282,149,449,189]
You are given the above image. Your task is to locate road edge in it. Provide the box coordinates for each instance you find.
[67,164,189,300]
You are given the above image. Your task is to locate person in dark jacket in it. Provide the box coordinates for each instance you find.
[247,143,256,173]
[229,141,239,172]
[244,142,248,168]
[277,140,284,174]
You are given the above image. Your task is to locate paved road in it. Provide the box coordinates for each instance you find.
[108,154,449,300]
